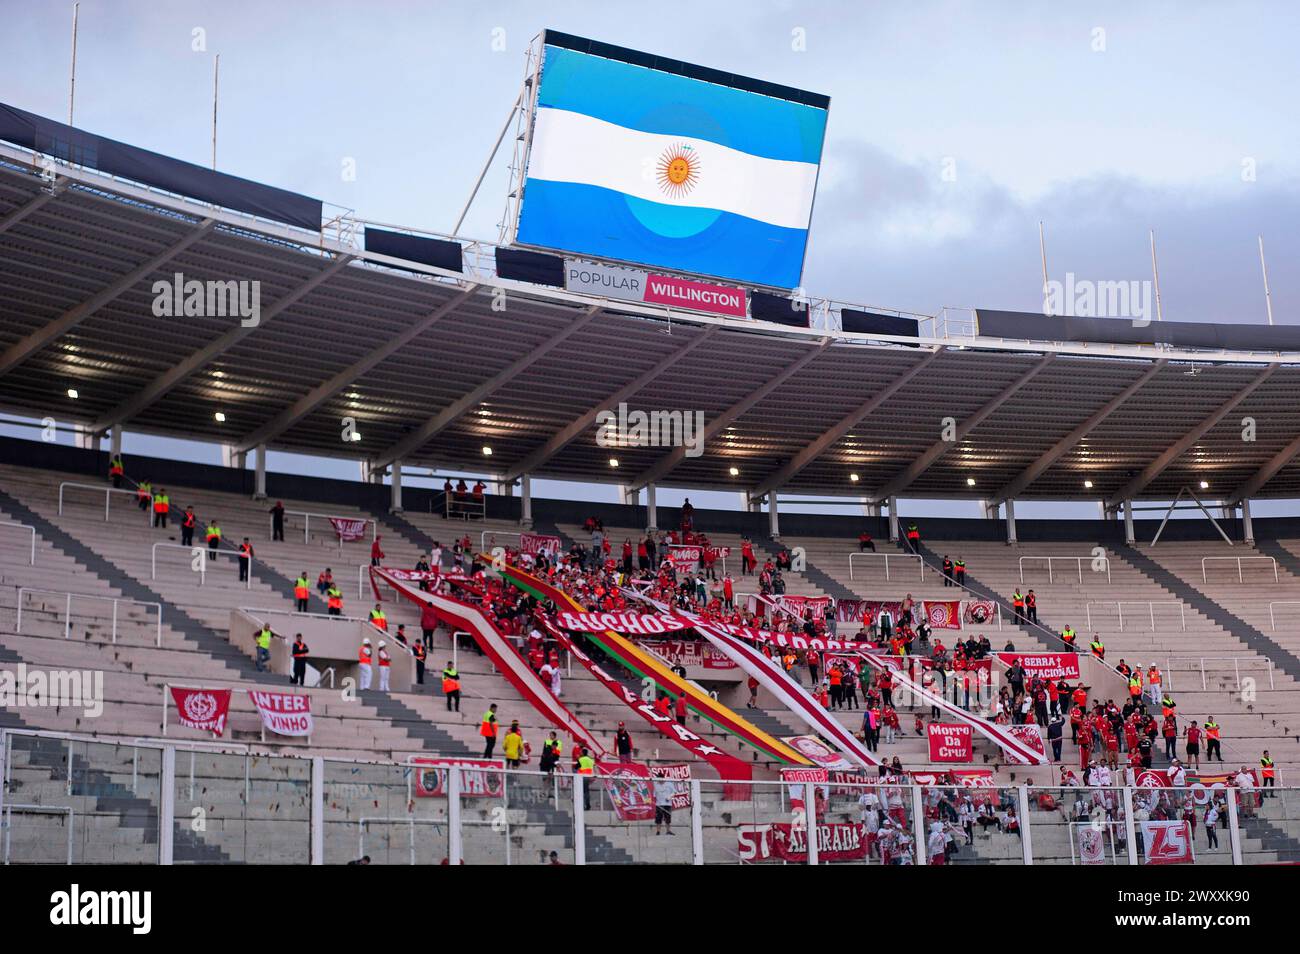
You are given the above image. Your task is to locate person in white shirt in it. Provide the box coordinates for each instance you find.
[1167,759,1186,787]
[1204,802,1221,850]
[653,777,676,835]
[928,822,948,865]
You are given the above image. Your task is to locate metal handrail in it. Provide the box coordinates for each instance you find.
[1162,655,1275,692]
[0,522,35,565]
[1201,555,1278,583]
[1018,555,1111,584]
[847,551,924,581]
[58,480,149,522]
[1085,600,1185,632]
[151,541,253,589]
[1268,601,1300,630]
[276,509,376,547]
[16,587,163,646]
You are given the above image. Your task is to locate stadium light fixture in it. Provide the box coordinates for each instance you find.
[966,477,976,486]
[66,388,78,399]
[849,473,859,482]
[482,446,493,456]
[609,457,619,468]
[1199,480,1209,489]
[729,466,740,477]
[1083,480,1094,489]
[214,411,226,423]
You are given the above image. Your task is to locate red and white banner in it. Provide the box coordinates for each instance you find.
[776,595,833,620]
[922,600,962,630]
[539,618,753,784]
[837,599,902,624]
[169,687,231,737]
[597,761,656,821]
[927,724,974,762]
[859,650,1047,765]
[963,600,998,625]
[248,690,314,737]
[1077,826,1107,865]
[783,736,855,771]
[666,545,730,570]
[649,764,693,809]
[638,638,737,671]
[997,652,1080,681]
[1004,724,1048,766]
[519,532,561,557]
[374,569,606,757]
[948,768,997,787]
[643,273,749,318]
[329,517,369,542]
[411,757,505,798]
[1135,770,1169,789]
[737,822,867,863]
[1140,820,1195,865]
[563,608,868,653]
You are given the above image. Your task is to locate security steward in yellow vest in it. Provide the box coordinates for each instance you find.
[108,455,124,488]
[205,520,222,556]
[136,479,152,511]
[294,574,310,612]
[577,748,596,809]
[1204,718,1222,762]
[480,703,499,759]
[1261,752,1276,797]
[326,585,343,616]
[151,488,170,528]
[441,664,460,712]
[254,624,273,672]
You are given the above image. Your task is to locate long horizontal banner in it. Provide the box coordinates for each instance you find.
[248,690,314,737]
[562,608,870,652]
[411,757,507,798]
[996,652,1080,680]
[565,258,749,318]
[638,638,737,670]
[519,532,562,557]
[737,823,868,863]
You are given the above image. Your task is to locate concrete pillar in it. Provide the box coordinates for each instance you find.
[768,493,780,539]
[864,500,880,518]
[521,474,533,528]
[1123,499,1135,545]
[109,426,122,458]
[390,461,403,513]
[646,482,657,531]
[222,445,246,469]
[888,497,900,542]
[1242,498,1254,545]
[1098,501,1108,520]
[253,444,267,499]
[1006,498,1017,544]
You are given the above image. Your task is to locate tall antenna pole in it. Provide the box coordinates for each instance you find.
[68,2,80,125]
[1149,229,1164,322]
[211,54,220,170]
[1259,235,1275,326]
[1038,221,1050,314]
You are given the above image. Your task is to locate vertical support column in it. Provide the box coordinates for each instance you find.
[159,744,176,865]
[1006,498,1018,545]
[910,784,926,865]
[769,492,780,539]
[645,482,657,531]
[1123,500,1135,545]
[573,776,587,865]
[888,497,900,542]
[253,443,267,499]
[803,782,818,865]
[390,460,403,513]
[448,766,463,864]
[1017,785,1033,863]
[1122,788,1138,865]
[310,756,324,864]
[1226,787,1243,865]
[520,474,533,528]
[109,425,123,459]
[1242,498,1254,545]
[690,779,704,865]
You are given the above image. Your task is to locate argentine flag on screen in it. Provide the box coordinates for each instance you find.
[515,45,828,289]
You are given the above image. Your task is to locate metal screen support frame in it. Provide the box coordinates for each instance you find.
[448,766,463,864]
[1150,485,1234,546]
[690,779,703,865]
[1122,787,1138,865]
[573,776,587,865]
[159,745,176,865]
[310,757,324,864]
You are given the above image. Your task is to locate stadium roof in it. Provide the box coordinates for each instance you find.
[3,139,1300,506]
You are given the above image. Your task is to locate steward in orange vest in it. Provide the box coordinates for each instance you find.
[441,664,461,712]
[481,704,499,759]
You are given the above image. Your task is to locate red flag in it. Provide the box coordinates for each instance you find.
[169,687,231,737]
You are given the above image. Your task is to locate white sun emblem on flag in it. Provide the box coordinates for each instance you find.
[656,143,700,197]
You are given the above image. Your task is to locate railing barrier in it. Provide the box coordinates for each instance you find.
[16,587,163,646]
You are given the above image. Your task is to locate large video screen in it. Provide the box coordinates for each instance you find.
[513,32,829,290]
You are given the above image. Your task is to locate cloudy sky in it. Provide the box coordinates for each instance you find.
[2,1,1296,514]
